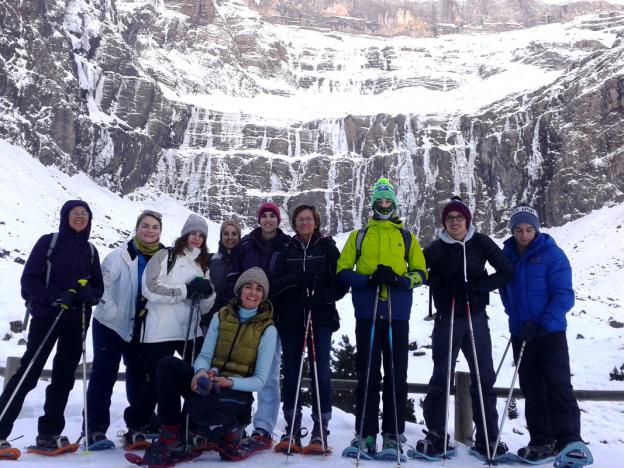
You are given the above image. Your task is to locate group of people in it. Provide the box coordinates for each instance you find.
[0,177,584,465]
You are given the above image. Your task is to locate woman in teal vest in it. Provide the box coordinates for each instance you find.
[135,267,277,466]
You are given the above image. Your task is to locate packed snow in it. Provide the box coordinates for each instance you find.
[0,139,622,465]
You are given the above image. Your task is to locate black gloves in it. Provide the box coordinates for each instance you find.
[76,284,98,306]
[51,290,77,309]
[521,321,549,342]
[296,271,317,289]
[186,278,214,298]
[369,265,401,287]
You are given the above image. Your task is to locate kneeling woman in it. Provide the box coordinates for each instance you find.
[141,267,277,465]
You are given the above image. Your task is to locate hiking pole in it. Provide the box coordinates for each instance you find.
[0,304,68,424]
[386,290,401,468]
[471,335,512,441]
[182,296,200,362]
[492,340,526,461]
[185,296,203,450]
[286,292,312,461]
[356,285,380,467]
[465,296,492,463]
[442,295,456,460]
[78,279,90,452]
[183,295,200,447]
[307,310,327,459]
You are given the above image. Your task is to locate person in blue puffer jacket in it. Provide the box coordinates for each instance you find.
[499,204,582,461]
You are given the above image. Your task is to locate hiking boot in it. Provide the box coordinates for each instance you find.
[121,428,149,449]
[415,429,449,457]
[350,434,376,456]
[474,440,508,458]
[0,440,12,450]
[143,429,182,465]
[274,424,307,454]
[518,443,555,461]
[35,435,70,449]
[87,432,111,446]
[240,428,272,452]
[309,421,329,447]
[381,433,407,453]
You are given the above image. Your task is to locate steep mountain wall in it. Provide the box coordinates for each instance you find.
[0,0,622,238]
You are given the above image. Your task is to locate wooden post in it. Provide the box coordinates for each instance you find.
[3,357,21,390]
[454,371,473,444]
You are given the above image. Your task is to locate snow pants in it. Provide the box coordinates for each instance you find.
[512,331,581,449]
[279,325,333,429]
[124,338,202,430]
[422,310,499,446]
[86,318,150,434]
[354,318,409,437]
[0,316,85,439]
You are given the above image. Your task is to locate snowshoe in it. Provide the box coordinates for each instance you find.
[121,429,151,451]
[274,434,303,454]
[374,433,407,462]
[27,435,79,456]
[125,447,202,467]
[507,444,557,464]
[303,436,331,455]
[407,429,456,461]
[554,442,593,468]
[86,432,115,451]
[0,440,20,460]
[303,422,330,455]
[238,428,272,452]
[469,441,513,464]
[341,434,376,460]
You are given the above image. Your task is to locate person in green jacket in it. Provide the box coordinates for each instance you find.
[337,177,427,458]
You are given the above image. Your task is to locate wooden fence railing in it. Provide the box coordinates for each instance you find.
[3,357,623,444]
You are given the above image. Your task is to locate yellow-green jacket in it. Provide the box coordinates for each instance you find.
[337,217,427,320]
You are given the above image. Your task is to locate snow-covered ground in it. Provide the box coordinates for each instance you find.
[0,139,623,465]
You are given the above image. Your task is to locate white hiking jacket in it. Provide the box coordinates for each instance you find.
[93,241,141,342]
[141,247,215,343]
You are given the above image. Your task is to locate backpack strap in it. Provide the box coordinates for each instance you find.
[354,228,368,264]
[400,228,412,264]
[355,227,411,265]
[166,247,176,274]
[44,233,59,288]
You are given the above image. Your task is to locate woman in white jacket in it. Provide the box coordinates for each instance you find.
[123,214,215,448]
[85,210,166,449]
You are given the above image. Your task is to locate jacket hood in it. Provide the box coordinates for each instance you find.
[438,224,475,244]
[59,200,92,238]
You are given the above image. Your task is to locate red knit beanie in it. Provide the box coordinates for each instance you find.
[257,201,281,224]
[441,196,472,228]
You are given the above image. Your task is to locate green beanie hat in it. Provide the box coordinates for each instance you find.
[370,177,398,209]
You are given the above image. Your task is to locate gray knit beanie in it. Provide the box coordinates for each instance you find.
[181,213,208,238]
[234,267,269,300]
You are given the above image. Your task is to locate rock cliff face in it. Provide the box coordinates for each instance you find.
[0,0,623,239]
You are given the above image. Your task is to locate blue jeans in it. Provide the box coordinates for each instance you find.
[86,319,148,434]
[280,326,333,428]
[252,336,281,433]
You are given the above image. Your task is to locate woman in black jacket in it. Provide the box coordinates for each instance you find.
[270,204,348,454]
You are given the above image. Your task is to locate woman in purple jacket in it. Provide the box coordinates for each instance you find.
[0,200,103,452]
